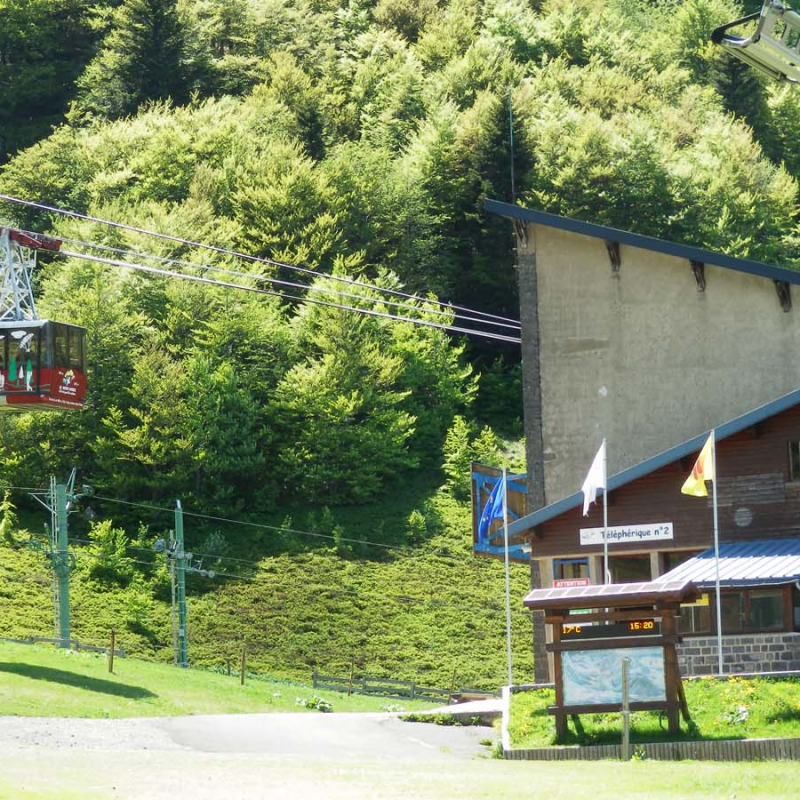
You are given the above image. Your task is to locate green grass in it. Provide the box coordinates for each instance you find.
[0,487,534,692]
[508,675,800,748]
[1,752,800,799]
[0,640,434,718]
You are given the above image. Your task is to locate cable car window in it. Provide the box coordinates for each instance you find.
[54,325,68,366]
[68,327,83,370]
[8,330,36,388]
[25,333,38,391]
[0,335,6,373]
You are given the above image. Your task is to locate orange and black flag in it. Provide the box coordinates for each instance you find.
[681,432,715,497]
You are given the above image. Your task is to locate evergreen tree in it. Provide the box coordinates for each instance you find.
[711,53,774,156]
[73,0,191,120]
[0,491,20,546]
[0,0,103,156]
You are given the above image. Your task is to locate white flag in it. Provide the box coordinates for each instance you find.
[582,440,607,516]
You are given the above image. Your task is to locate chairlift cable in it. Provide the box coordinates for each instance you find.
[87,494,513,569]
[66,549,517,617]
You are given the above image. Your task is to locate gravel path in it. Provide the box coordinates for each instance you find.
[0,711,489,758]
[0,715,188,752]
[0,712,496,799]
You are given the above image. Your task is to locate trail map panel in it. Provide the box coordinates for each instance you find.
[562,646,666,706]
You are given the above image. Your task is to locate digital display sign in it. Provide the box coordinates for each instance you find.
[561,619,658,640]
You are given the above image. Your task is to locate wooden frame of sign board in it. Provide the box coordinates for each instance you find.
[523,579,701,737]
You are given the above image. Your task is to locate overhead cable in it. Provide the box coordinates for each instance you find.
[0,194,521,326]
[88,495,507,570]
[47,233,520,333]
[58,248,522,343]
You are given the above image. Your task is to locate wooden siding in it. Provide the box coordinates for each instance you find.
[532,404,800,559]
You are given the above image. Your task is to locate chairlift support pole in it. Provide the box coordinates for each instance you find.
[35,472,78,647]
[174,500,188,668]
[53,480,71,646]
[161,502,213,668]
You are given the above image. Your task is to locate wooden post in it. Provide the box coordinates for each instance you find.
[226,657,232,677]
[677,672,691,723]
[240,642,247,686]
[347,661,354,696]
[108,629,116,674]
[661,607,680,735]
[621,657,631,761]
[551,613,567,739]
[449,666,457,703]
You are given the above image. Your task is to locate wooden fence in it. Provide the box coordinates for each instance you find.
[312,669,497,704]
[1,635,125,658]
[505,737,800,762]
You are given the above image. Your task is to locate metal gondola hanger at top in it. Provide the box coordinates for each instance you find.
[712,1,800,83]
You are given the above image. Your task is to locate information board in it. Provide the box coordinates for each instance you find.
[562,646,666,706]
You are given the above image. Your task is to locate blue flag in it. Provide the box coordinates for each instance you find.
[478,476,506,543]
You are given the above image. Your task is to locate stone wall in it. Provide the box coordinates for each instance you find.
[678,632,800,676]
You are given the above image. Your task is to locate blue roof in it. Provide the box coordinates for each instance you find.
[507,385,800,537]
[661,539,800,588]
[483,199,800,287]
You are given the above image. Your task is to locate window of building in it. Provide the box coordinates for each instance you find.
[789,441,800,481]
[793,586,800,631]
[722,588,786,633]
[682,587,790,636]
[553,558,589,581]
[749,589,785,631]
[662,550,702,574]
[721,592,745,633]
[609,554,651,584]
[678,598,712,635]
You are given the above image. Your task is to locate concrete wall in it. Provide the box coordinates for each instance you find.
[677,632,800,676]
[524,223,800,504]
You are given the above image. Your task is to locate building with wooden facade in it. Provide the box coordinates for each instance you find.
[484,199,800,680]
[506,388,800,677]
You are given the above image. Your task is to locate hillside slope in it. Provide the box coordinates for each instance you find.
[0,0,798,690]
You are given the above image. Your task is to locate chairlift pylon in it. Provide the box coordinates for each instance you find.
[712,1,800,83]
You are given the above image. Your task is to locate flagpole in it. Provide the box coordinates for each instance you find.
[502,468,513,686]
[711,431,723,675]
[602,438,609,584]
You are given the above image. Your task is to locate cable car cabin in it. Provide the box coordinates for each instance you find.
[0,320,87,411]
[712,1,800,83]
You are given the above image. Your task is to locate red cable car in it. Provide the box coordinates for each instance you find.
[0,319,87,411]
[0,228,87,411]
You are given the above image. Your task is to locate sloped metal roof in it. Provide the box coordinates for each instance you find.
[507,385,800,537]
[483,199,800,287]
[661,538,800,588]
[523,579,699,610]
